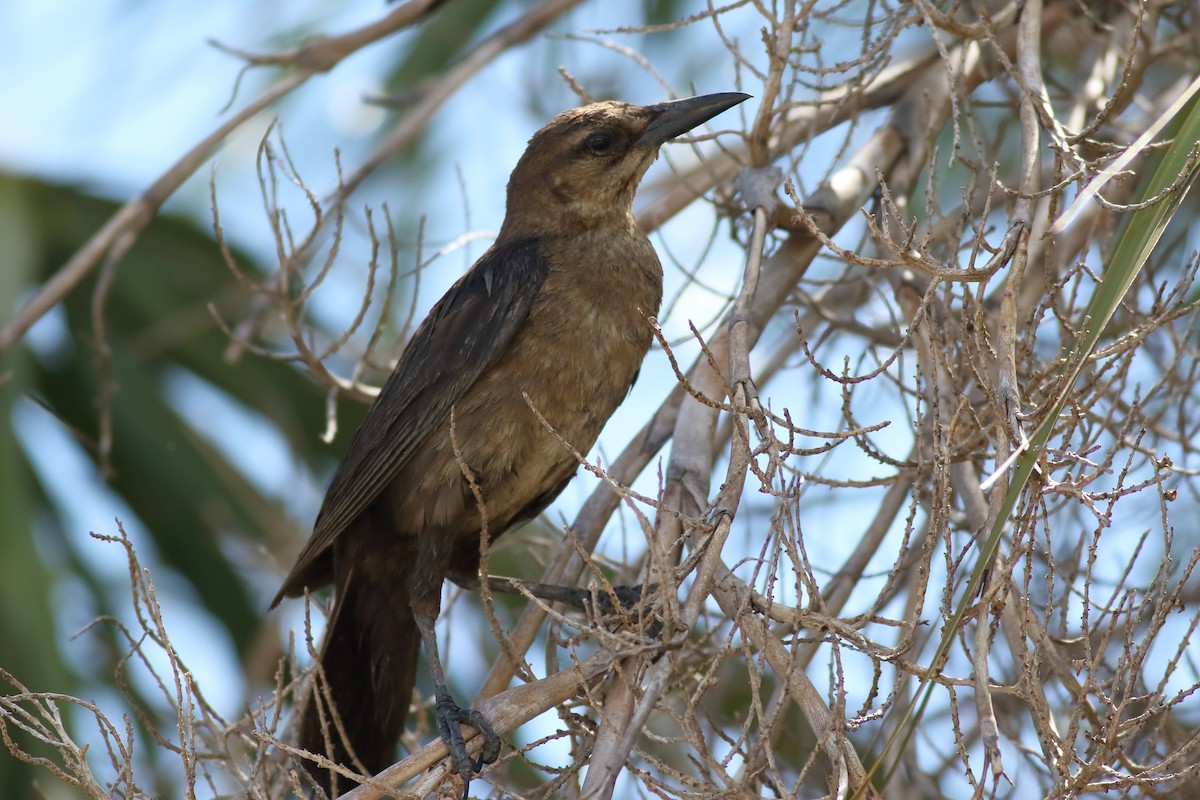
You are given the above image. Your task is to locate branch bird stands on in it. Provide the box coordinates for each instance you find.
[271,91,749,796]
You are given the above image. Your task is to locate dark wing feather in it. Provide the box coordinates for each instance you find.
[273,238,547,603]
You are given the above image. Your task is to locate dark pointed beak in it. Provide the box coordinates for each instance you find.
[636,92,750,147]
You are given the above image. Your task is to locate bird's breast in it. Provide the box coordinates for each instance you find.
[518,228,663,426]
[393,227,663,533]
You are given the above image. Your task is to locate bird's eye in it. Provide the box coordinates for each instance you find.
[584,131,614,154]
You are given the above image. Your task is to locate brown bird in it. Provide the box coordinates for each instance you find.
[271,91,748,795]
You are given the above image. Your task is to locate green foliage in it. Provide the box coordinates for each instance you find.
[0,174,371,796]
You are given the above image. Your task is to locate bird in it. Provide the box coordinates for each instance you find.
[271,91,749,796]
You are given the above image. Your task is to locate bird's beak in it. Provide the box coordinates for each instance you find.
[635,92,751,147]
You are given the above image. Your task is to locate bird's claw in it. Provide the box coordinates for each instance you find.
[435,690,500,784]
[571,583,657,616]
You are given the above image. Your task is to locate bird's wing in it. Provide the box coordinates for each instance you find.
[276,238,548,599]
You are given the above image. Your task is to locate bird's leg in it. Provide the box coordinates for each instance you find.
[413,613,501,790]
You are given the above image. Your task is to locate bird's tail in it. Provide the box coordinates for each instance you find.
[300,568,419,795]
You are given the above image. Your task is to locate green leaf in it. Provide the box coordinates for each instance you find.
[877,83,1200,792]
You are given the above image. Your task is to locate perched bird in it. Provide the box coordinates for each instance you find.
[271,91,748,795]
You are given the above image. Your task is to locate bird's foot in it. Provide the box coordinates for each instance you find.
[475,576,656,618]
[434,688,500,787]
[568,583,655,616]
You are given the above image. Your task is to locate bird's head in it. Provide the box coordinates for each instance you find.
[500,92,749,239]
